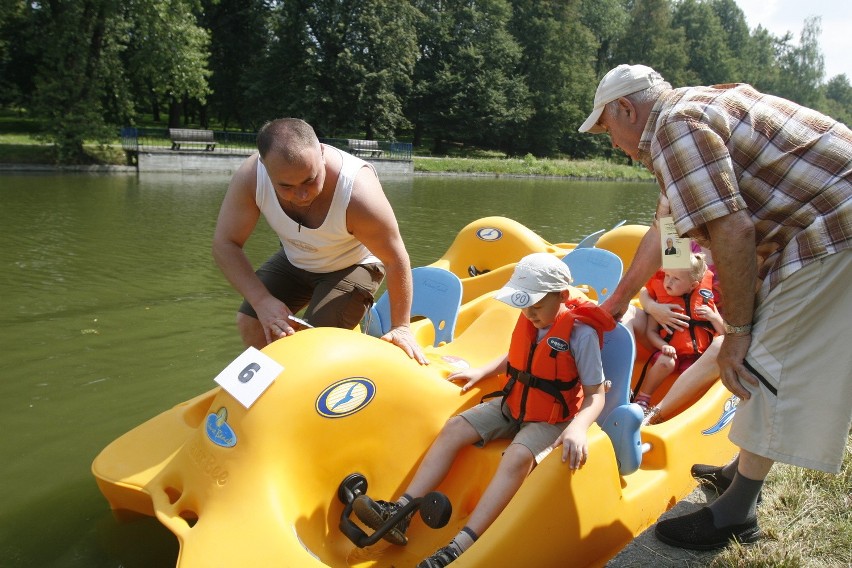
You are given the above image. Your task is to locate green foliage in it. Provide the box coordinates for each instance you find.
[126,0,211,105]
[29,0,127,163]
[776,16,825,108]
[0,0,844,163]
[822,74,852,125]
[408,0,533,153]
[673,0,737,84]
[200,0,268,130]
[511,0,599,157]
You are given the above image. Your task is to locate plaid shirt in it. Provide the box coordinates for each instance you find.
[637,83,851,293]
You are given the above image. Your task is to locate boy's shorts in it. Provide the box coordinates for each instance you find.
[238,247,385,329]
[460,399,569,464]
[650,351,699,373]
[731,250,852,474]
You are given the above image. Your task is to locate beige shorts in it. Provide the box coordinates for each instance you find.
[730,250,852,473]
[460,399,569,464]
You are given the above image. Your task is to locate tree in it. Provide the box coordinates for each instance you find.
[673,0,736,84]
[341,0,420,139]
[409,0,532,153]
[776,16,825,108]
[20,0,211,162]
[510,0,599,156]
[200,0,270,130]
[613,0,690,86]
[737,25,784,93]
[246,0,418,138]
[822,74,852,125]
[707,0,750,80]
[579,0,629,76]
[124,0,211,128]
[29,0,130,163]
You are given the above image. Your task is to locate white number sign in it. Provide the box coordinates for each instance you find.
[213,347,284,409]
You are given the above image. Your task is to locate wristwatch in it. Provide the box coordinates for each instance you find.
[724,322,752,336]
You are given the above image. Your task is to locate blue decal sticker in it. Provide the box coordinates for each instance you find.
[206,407,238,447]
[476,227,503,241]
[547,337,570,351]
[316,377,376,418]
[702,395,740,435]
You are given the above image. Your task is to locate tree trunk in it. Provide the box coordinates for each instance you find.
[168,98,182,128]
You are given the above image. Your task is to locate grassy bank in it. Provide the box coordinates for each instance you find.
[709,436,850,567]
[414,154,654,180]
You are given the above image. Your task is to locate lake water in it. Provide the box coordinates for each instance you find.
[0,171,657,567]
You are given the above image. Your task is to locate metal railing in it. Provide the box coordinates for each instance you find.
[120,128,412,160]
[120,127,257,155]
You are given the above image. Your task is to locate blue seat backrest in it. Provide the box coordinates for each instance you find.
[598,323,636,422]
[575,229,605,249]
[597,322,643,476]
[561,247,623,303]
[364,266,463,347]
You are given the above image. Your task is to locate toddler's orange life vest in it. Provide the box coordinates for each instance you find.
[647,270,718,356]
[495,298,614,424]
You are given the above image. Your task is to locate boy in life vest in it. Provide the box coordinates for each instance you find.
[351,253,614,568]
[634,253,724,414]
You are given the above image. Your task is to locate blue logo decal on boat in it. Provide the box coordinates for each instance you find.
[702,395,740,435]
[316,377,376,418]
[205,407,237,447]
[547,337,570,351]
[476,227,503,241]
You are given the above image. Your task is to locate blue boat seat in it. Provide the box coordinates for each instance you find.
[597,323,643,476]
[364,266,463,347]
[561,247,623,303]
[576,220,627,249]
[575,229,606,249]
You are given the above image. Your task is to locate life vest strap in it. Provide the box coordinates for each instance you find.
[509,367,579,392]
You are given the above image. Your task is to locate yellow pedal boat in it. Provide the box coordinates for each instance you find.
[92,217,738,568]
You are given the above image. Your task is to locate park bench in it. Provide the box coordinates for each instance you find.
[169,128,216,151]
[347,139,383,158]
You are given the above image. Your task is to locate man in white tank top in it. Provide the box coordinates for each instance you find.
[213,118,427,364]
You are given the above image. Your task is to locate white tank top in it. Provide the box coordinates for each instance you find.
[255,146,380,273]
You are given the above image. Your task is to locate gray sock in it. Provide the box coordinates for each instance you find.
[708,471,763,526]
[720,455,739,480]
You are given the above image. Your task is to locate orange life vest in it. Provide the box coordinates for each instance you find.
[647,269,718,355]
[498,298,615,424]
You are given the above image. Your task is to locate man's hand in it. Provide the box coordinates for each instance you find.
[600,296,630,321]
[717,334,758,399]
[255,297,296,345]
[381,325,429,365]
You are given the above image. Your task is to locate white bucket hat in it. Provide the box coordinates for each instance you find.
[494,253,573,309]
[578,64,665,134]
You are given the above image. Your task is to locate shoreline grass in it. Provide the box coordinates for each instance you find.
[414,154,654,180]
[708,434,851,567]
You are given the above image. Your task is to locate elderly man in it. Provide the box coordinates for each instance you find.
[213,118,427,364]
[579,64,851,549]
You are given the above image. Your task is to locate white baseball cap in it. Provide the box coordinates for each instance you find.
[494,253,573,309]
[578,64,665,134]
